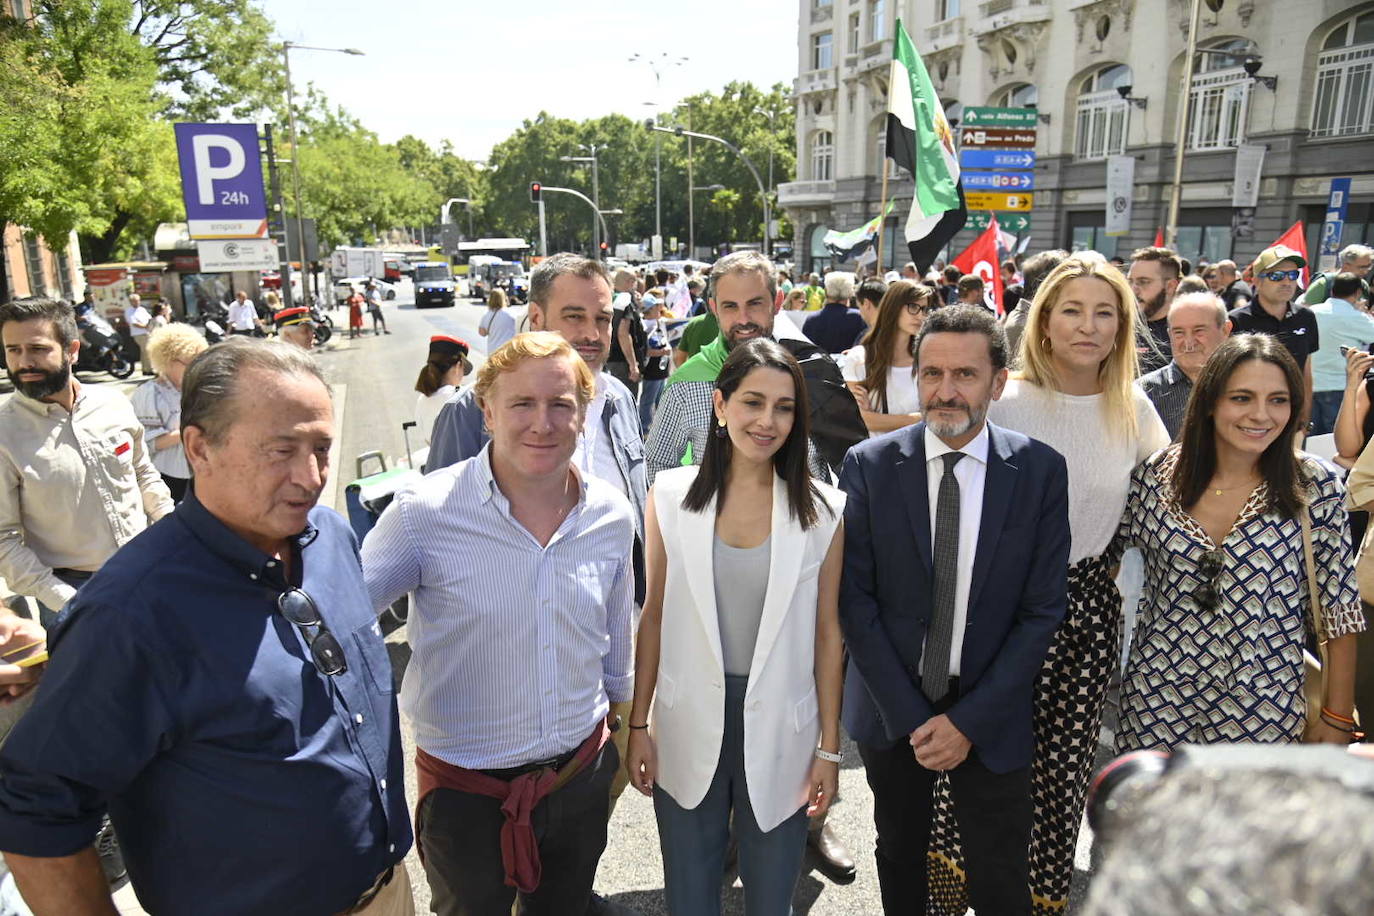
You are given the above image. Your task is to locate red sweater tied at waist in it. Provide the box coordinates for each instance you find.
[414,721,608,894]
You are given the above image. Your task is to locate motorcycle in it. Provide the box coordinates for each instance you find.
[74,313,135,380]
[312,321,333,346]
[187,303,228,344]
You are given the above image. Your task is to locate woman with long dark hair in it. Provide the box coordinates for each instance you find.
[840,280,938,434]
[413,335,472,445]
[1115,334,1364,750]
[625,338,845,915]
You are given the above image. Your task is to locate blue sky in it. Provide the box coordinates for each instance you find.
[263,0,799,161]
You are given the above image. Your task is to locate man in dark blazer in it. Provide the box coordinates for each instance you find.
[838,305,1070,915]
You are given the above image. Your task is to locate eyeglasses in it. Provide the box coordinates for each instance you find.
[906,301,943,316]
[277,588,348,676]
[1193,548,1225,612]
[1260,269,1302,282]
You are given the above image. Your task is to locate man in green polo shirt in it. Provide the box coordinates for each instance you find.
[672,308,719,368]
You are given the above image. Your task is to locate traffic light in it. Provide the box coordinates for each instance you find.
[529,182,542,203]
[599,241,608,252]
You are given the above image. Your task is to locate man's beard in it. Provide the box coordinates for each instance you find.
[923,396,988,441]
[8,358,71,400]
[1140,289,1168,321]
[724,323,771,351]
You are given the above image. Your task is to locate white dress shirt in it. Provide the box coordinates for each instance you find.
[923,423,989,677]
[227,300,258,331]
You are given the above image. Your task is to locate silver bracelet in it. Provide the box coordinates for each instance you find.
[814,747,842,763]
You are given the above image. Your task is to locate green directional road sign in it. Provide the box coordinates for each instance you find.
[967,212,1032,233]
[963,106,1040,129]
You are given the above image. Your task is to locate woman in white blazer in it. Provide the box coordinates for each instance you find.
[625,339,845,915]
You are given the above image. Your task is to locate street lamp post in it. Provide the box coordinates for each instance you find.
[630,53,687,257]
[281,41,364,307]
[560,144,604,257]
[442,197,473,239]
[651,125,770,257]
[691,184,724,256]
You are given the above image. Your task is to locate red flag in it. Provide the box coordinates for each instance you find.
[952,218,1005,316]
[1153,227,1164,247]
[1264,220,1310,287]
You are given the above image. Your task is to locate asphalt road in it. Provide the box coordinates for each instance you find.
[7,282,1114,915]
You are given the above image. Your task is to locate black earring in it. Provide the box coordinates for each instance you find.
[715,418,727,438]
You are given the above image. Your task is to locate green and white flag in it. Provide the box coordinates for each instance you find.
[887,18,966,272]
[822,200,896,262]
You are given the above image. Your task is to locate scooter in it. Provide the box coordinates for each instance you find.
[74,313,135,380]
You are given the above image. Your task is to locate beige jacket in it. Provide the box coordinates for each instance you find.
[1346,438,1374,604]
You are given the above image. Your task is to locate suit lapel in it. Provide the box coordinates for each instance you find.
[745,475,806,692]
[966,423,1017,614]
[895,428,933,574]
[678,493,725,673]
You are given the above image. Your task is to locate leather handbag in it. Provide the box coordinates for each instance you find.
[1298,507,1329,737]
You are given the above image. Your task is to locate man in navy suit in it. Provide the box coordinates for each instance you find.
[838,305,1070,915]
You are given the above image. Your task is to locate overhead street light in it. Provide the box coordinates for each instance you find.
[442,197,473,239]
[560,145,606,258]
[649,123,771,257]
[630,53,688,251]
[281,41,365,306]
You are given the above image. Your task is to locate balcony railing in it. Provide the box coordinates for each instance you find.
[776,180,837,208]
[794,69,838,96]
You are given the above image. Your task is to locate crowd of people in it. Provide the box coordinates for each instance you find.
[0,237,1370,916]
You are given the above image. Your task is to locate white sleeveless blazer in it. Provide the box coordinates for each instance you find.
[650,465,844,831]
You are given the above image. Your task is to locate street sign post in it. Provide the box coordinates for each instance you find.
[959,128,1036,149]
[964,192,1034,212]
[174,123,268,240]
[967,212,1031,233]
[1319,177,1352,271]
[959,149,1036,171]
[962,106,1040,128]
[962,172,1034,191]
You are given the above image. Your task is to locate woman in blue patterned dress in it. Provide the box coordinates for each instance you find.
[1115,334,1364,750]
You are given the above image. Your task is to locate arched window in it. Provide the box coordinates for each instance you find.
[1312,12,1374,137]
[1188,39,1251,149]
[992,83,1038,108]
[871,119,902,179]
[1075,64,1132,159]
[811,131,834,181]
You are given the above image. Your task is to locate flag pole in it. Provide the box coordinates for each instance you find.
[875,165,890,274]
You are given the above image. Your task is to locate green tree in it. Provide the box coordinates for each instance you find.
[0,0,163,291]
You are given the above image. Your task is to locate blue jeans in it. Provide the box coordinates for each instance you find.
[1310,389,1345,436]
[653,675,809,916]
[638,378,665,434]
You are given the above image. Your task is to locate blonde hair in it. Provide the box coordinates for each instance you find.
[1017,253,1140,440]
[146,324,209,376]
[264,291,281,309]
[487,288,508,311]
[474,332,596,409]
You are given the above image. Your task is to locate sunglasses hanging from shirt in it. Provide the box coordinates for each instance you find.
[277,588,348,676]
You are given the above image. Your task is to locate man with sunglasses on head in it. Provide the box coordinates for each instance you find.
[1228,245,1320,425]
[0,338,414,916]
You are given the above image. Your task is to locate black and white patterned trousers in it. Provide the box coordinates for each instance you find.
[926,553,1120,916]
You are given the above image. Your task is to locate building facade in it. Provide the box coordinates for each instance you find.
[779,0,1374,274]
[2,226,83,303]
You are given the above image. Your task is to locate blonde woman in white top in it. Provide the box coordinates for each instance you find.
[926,254,1169,916]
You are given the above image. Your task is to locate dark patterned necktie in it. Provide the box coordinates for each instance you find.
[923,451,963,703]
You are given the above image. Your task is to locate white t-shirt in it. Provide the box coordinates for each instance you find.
[839,345,921,415]
[480,309,517,353]
[415,386,457,445]
[988,379,1170,564]
[575,384,619,489]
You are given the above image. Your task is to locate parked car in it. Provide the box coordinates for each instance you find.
[384,259,413,282]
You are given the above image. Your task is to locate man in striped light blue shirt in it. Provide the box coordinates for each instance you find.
[363,333,634,916]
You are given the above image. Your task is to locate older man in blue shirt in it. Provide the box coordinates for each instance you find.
[0,339,412,915]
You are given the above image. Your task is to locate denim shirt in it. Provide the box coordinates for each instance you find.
[0,490,412,915]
